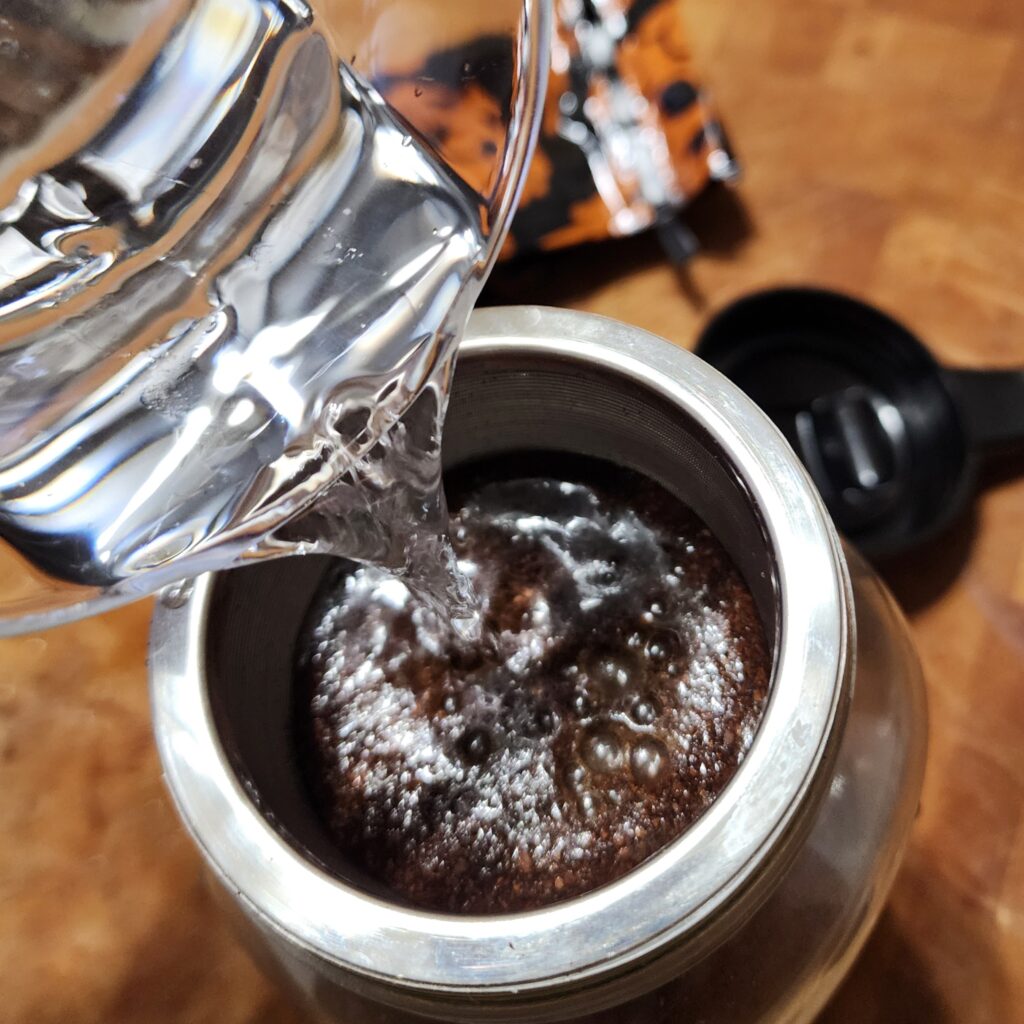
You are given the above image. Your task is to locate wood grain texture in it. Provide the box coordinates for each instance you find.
[1,0,1023,1021]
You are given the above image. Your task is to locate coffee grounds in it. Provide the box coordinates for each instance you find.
[295,455,769,914]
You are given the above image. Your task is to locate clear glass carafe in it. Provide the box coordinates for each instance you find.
[150,306,928,1024]
[0,0,548,634]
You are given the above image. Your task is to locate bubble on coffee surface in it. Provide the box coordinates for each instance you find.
[295,457,769,914]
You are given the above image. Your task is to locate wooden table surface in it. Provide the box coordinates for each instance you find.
[2,1,1023,1021]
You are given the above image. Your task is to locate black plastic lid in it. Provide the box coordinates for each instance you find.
[695,288,974,558]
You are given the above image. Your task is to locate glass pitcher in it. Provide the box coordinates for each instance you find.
[0,0,549,634]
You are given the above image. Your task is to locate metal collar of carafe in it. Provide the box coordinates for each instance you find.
[149,306,853,1018]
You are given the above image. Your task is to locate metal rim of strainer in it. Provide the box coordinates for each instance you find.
[149,305,852,1017]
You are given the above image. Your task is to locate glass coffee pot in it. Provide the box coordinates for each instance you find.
[0,0,549,634]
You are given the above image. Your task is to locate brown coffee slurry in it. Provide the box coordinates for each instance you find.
[295,456,769,914]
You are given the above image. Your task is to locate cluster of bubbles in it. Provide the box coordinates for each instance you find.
[296,464,769,913]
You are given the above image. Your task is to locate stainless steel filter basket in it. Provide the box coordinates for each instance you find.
[149,306,927,1023]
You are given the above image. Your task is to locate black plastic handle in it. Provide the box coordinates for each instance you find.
[945,368,1024,456]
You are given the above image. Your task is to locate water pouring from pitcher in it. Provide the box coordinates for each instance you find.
[0,0,549,635]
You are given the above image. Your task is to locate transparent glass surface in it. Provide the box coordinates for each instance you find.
[184,546,928,1024]
[0,0,549,634]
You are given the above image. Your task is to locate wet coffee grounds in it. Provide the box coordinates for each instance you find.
[294,455,769,914]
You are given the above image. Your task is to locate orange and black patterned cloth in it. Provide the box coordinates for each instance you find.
[379,0,735,260]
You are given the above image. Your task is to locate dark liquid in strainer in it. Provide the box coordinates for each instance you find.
[294,455,769,914]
